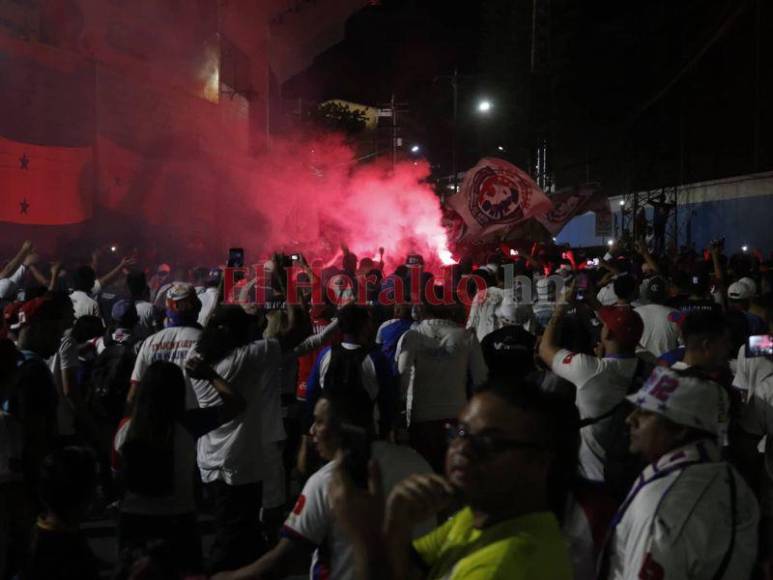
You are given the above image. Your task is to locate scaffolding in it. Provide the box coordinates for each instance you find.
[617,185,696,253]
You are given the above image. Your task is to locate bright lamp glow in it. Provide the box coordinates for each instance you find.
[619,200,625,206]
[478,100,492,113]
[607,239,615,246]
[497,145,505,151]
[742,245,749,252]
[410,145,420,153]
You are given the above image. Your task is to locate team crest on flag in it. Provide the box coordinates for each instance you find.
[446,158,553,244]
[468,164,532,226]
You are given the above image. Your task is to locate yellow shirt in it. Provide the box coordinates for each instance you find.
[413,507,573,580]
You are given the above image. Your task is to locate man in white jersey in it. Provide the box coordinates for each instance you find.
[128,282,202,408]
[603,367,758,580]
[212,383,433,580]
[540,304,643,481]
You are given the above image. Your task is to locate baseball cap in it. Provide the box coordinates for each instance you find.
[740,277,757,295]
[596,283,618,306]
[728,280,754,301]
[165,282,200,312]
[111,299,138,326]
[597,305,644,349]
[3,302,23,330]
[627,366,728,436]
[13,297,56,329]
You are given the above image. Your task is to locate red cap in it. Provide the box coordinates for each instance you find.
[16,297,53,328]
[598,306,644,349]
[3,302,23,327]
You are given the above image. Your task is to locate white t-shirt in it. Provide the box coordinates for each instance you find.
[635,304,681,358]
[282,441,434,580]
[70,290,100,319]
[561,495,598,580]
[188,338,281,485]
[550,349,638,481]
[197,287,219,327]
[0,264,26,300]
[397,319,487,424]
[735,344,773,515]
[607,440,758,580]
[466,286,505,342]
[734,344,773,396]
[134,300,157,339]
[131,326,202,408]
[49,330,80,437]
[114,419,197,515]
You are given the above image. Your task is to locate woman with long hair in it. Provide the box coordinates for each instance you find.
[113,359,245,576]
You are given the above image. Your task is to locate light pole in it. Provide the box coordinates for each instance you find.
[437,70,493,203]
[451,68,459,201]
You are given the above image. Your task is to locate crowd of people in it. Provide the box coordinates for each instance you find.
[0,234,772,579]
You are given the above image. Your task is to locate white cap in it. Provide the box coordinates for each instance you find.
[596,282,618,306]
[739,277,757,296]
[728,279,754,300]
[627,367,729,436]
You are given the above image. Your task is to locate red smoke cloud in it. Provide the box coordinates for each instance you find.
[219,131,454,272]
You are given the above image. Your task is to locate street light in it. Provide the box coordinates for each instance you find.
[435,70,495,202]
[497,145,505,152]
[410,145,421,153]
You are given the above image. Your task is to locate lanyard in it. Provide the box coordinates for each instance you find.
[599,441,713,577]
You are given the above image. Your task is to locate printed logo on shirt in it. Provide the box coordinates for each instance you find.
[638,552,664,580]
[292,494,306,515]
[646,374,679,402]
[562,353,576,365]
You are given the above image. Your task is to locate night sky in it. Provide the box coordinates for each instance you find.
[284,0,773,196]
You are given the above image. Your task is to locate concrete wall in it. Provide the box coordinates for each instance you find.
[556,172,773,252]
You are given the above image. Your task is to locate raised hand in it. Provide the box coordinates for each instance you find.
[23,252,40,266]
[384,473,455,534]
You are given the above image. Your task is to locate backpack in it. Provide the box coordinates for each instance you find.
[324,344,369,395]
[581,357,654,503]
[89,334,138,425]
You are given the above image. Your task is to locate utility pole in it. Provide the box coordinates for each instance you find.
[451,68,459,200]
[530,0,552,191]
[391,93,397,168]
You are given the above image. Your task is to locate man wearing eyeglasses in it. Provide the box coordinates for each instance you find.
[329,383,573,580]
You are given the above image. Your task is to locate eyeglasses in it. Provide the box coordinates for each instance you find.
[446,424,545,457]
